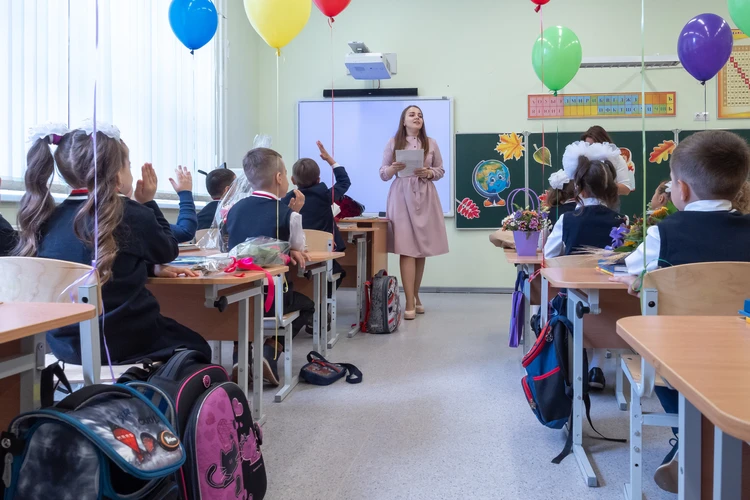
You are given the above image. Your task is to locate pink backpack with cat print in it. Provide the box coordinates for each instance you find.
[125,350,267,500]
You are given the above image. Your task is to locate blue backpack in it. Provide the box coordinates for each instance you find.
[521,293,624,464]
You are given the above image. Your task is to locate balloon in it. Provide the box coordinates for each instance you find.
[168,0,218,52]
[313,0,351,20]
[244,0,312,53]
[729,0,750,37]
[677,13,734,83]
[531,26,583,94]
[531,0,550,12]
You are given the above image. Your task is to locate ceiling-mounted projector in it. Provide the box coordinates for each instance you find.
[345,41,397,80]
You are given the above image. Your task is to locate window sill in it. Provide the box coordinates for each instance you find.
[0,189,208,210]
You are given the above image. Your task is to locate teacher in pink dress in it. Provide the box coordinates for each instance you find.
[380,105,449,320]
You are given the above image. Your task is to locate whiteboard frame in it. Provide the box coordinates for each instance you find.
[296,96,455,217]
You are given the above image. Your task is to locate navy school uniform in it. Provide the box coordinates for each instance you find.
[0,214,17,256]
[197,200,220,230]
[226,192,315,337]
[544,198,626,258]
[281,164,351,291]
[37,194,211,365]
[168,190,198,243]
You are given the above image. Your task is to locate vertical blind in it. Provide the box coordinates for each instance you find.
[1,0,223,196]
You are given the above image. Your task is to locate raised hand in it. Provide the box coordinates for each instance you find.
[169,165,193,193]
[134,163,158,204]
[317,141,335,166]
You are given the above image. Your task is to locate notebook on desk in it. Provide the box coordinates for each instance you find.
[596,261,628,277]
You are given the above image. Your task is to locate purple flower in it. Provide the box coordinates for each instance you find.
[529,218,539,230]
[541,211,549,219]
[514,210,523,219]
[608,224,628,250]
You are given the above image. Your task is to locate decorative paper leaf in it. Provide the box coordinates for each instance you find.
[532,144,552,166]
[620,147,636,172]
[456,198,481,220]
[649,140,676,164]
[495,132,525,161]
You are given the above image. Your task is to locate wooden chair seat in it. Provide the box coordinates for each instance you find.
[263,311,300,329]
[622,354,668,388]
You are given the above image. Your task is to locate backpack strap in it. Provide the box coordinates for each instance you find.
[54,384,135,411]
[339,363,362,384]
[40,362,72,408]
[360,280,372,332]
[551,415,574,464]
[583,394,627,443]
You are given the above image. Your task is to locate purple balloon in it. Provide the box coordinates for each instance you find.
[678,13,734,83]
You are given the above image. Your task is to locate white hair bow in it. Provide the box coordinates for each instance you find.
[27,123,70,144]
[665,181,672,193]
[548,169,571,190]
[79,119,121,141]
[561,141,622,180]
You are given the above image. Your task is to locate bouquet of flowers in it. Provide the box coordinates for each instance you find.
[501,207,551,233]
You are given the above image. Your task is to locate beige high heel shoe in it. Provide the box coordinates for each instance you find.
[416,305,425,314]
[404,310,416,320]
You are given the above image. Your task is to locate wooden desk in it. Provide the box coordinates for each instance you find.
[539,267,634,488]
[338,226,379,341]
[339,218,389,282]
[502,249,543,266]
[147,266,287,425]
[617,316,750,499]
[290,252,346,356]
[0,302,96,429]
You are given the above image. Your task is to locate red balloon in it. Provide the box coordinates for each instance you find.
[313,0,351,19]
[531,0,550,12]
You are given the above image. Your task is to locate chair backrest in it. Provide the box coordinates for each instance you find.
[545,254,598,269]
[642,262,750,315]
[304,230,333,252]
[0,257,100,304]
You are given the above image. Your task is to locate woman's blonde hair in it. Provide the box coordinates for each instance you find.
[392,105,430,162]
[15,130,128,284]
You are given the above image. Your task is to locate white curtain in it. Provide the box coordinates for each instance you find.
[1,0,222,196]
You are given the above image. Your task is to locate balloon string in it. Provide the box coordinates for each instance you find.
[703,84,708,131]
[192,53,197,176]
[640,0,647,275]
[539,3,546,267]
[93,0,115,383]
[275,50,280,361]
[330,18,336,242]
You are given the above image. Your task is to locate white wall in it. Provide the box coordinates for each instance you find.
[241,0,747,288]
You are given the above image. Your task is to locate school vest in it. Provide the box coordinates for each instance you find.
[657,210,750,267]
[226,195,292,250]
[562,205,626,256]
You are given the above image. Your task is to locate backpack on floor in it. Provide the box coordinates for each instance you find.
[1,384,185,500]
[362,270,401,334]
[120,350,267,500]
[299,351,363,386]
[509,270,528,348]
[521,293,624,464]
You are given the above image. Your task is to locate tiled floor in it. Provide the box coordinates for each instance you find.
[259,292,675,500]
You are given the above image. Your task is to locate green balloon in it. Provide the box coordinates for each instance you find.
[531,26,583,94]
[729,0,750,37]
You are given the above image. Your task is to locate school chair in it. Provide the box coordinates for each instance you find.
[263,273,300,402]
[544,254,630,411]
[622,262,750,500]
[304,229,341,350]
[0,257,102,404]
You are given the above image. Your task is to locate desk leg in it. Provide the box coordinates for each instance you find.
[712,427,742,499]
[327,266,340,349]
[678,394,701,500]
[541,276,549,326]
[569,289,598,487]
[237,297,250,401]
[348,235,366,338]
[253,291,265,426]
[522,264,532,355]
[18,334,45,411]
[312,269,322,356]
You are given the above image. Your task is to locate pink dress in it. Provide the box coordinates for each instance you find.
[380,136,450,258]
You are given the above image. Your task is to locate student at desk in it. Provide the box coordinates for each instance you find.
[14,123,211,365]
[614,130,750,493]
[226,147,315,387]
[197,168,236,230]
[544,154,626,391]
[282,141,350,293]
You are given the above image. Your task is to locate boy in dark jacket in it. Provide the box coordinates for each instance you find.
[283,141,351,292]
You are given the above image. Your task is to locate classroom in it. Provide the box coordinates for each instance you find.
[1,0,750,499]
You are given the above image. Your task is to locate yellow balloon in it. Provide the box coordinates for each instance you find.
[244,0,312,52]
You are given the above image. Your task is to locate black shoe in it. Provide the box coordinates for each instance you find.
[588,367,606,390]
[262,345,280,387]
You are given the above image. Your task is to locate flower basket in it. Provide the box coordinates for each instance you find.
[501,188,550,256]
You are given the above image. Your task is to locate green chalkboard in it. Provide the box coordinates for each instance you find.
[455,133,526,229]
[527,131,676,218]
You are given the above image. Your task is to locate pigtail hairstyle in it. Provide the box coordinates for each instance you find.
[15,137,59,256]
[392,105,430,162]
[545,182,576,209]
[55,130,126,284]
[573,156,619,209]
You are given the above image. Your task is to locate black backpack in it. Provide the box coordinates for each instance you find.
[362,270,402,334]
[120,350,267,500]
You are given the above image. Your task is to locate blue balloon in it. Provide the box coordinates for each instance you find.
[677,13,734,83]
[168,0,218,52]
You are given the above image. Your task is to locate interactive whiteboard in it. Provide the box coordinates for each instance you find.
[297,98,454,216]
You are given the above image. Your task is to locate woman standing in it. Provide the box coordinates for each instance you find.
[381,105,449,320]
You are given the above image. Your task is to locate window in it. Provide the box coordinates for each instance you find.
[1,0,223,197]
